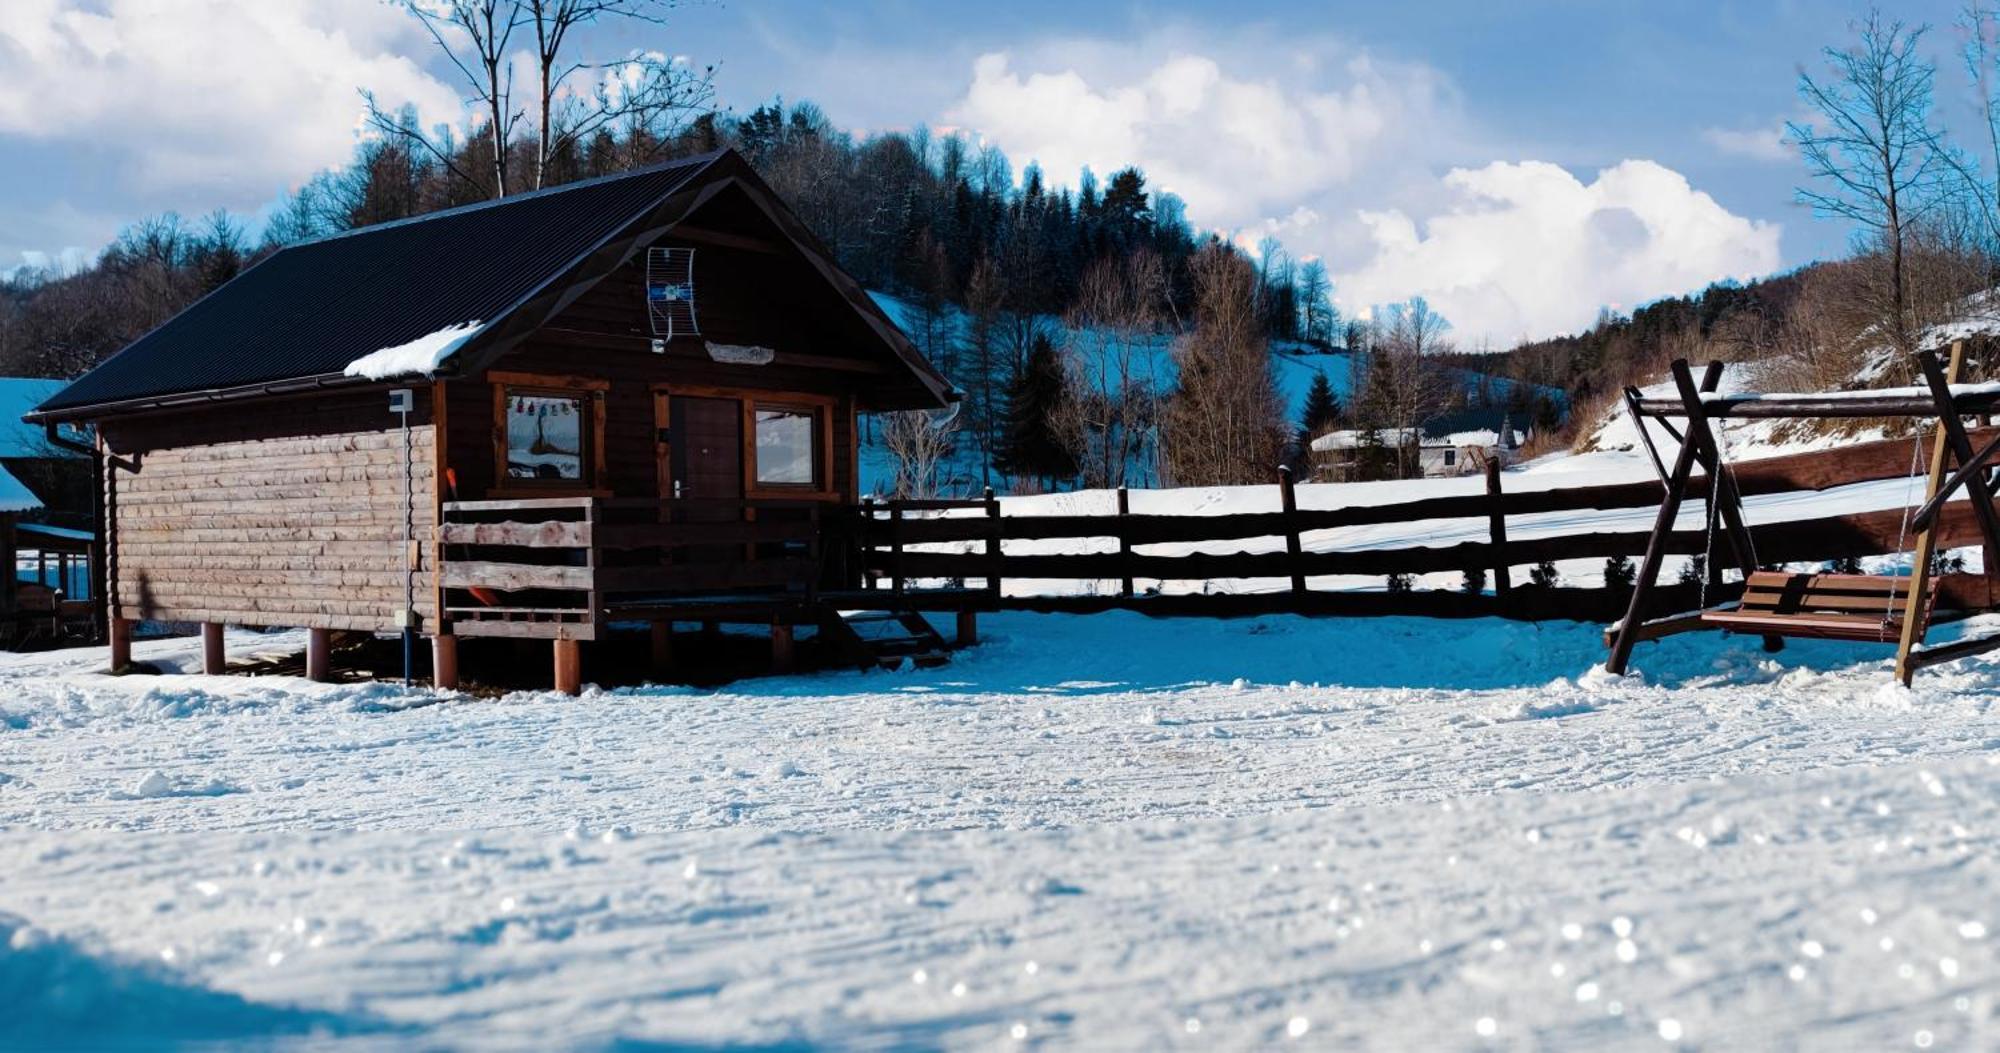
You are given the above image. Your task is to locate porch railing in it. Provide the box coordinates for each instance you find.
[437,496,838,639]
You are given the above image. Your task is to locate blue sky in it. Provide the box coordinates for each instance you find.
[0,0,1986,342]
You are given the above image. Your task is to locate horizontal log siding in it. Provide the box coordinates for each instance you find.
[103,391,438,632]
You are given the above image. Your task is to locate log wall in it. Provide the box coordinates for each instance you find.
[101,389,437,632]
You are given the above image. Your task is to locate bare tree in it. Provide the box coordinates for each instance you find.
[1158,244,1286,486]
[882,409,960,499]
[370,1,523,198]
[1053,251,1168,488]
[523,0,715,187]
[1355,298,1457,479]
[1296,259,1336,346]
[1788,10,1955,355]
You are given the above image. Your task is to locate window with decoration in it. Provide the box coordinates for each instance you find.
[501,387,594,486]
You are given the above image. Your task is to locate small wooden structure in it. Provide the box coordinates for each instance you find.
[27,149,971,692]
[1605,346,2000,685]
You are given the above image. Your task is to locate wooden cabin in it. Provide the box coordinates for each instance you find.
[27,149,961,691]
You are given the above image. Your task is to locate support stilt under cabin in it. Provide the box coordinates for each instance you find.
[26,149,989,694]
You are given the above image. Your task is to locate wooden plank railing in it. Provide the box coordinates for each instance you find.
[437,496,832,638]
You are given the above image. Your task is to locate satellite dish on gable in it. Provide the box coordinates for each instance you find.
[646,247,699,339]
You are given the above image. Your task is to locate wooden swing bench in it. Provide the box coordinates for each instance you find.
[1702,571,1932,644]
[1606,343,2000,685]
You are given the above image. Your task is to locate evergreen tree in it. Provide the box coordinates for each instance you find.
[1299,371,1341,438]
[996,334,1078,488]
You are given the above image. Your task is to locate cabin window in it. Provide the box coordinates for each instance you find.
[503,388,593,484]
[1442,448,1456,467]
[753,404,821,488]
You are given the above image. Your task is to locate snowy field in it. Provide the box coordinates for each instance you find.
[3,611,1998,1050]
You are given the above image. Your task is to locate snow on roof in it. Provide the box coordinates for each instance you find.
[1310,428,1419,452]
[343,321,484,381]
[1439,429,1519,449]
[0,378,85,458]
[1311,427,1518,453]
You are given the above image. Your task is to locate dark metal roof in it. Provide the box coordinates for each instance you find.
[34,152,731,417]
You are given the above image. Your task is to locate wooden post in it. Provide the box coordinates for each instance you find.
[1917,345,2000,569]
[956,609,978,647]
[1116,485,1135,599]
[649,622,674,670]
[305,628,332,683]
[1606,360,1725,675]
[890,502,905,598]
[432,634,459,691]
[983,486,1002,600]
[1484,458,1511,602]
[1902,343,1972,685]
[860,497,876,591]
[1671,361,1762,583]
[552,637,582,696]
[108,616,132,674]
[1277,468,1306,600]
[200,622,225,676]
[771,622,795,672]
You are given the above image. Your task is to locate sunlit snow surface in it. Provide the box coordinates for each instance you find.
[1,613,1997,1049]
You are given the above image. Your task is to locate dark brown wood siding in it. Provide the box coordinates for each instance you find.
[100,389,438,632]
[446,233,888,502]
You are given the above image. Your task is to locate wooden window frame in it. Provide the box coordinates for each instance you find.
[490,370,610,497]
[749,399,830,494]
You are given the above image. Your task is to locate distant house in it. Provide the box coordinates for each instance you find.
[0,378,96,645]
[1309,424,1522,481]
[0,378,92,525]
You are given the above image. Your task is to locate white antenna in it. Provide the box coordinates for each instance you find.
[646,247,699,339]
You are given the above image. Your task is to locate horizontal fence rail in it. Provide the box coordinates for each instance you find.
[846,428,2000,626]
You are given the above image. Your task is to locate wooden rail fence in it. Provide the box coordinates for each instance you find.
[849,427,2000,624]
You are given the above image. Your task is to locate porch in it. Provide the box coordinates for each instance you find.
[435,495,995,691]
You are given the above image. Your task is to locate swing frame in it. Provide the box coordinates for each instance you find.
[1605,342,2000,685]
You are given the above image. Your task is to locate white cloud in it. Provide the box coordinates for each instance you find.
[1702,123,1791,163]
[940,36,1783,344]
[1336,160,1782,343]
[0,0,460,205]
[946,36,1460,233]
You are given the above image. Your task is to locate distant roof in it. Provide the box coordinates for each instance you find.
[0,463,39,513]
[0,378,84,457]
[34,149,951,418]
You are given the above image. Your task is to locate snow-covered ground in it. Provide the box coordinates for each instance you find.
[3,611,1998,1050]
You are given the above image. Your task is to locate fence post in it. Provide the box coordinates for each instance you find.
[983,486,1001,600]
[1485,457,1511,605]
[1116,485,1134,600]
[860,497,875,591]
[890,502,905,599]
[1278,466,1306,601]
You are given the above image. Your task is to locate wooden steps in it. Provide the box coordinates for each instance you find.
[817,606,951,670]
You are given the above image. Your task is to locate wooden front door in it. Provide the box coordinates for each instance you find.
[660,394,743,501]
